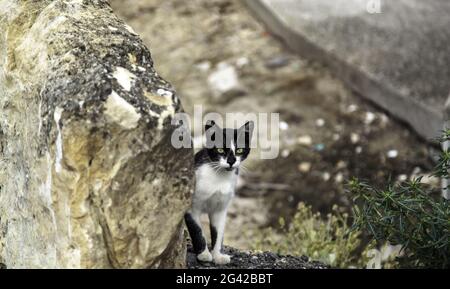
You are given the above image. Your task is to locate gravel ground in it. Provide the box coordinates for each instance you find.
[186,245,329,269]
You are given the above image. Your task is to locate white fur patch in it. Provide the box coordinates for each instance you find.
[197,248,213,262]
[193,164,237,213]
[219,157,229,168]
[233,156,241,168]
[230,140,235,153]
[213,252,231,265]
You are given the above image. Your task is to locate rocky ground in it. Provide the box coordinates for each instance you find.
[110,0,438,251]
[186,245,329,269]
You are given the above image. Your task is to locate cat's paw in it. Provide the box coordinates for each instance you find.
[213,253,231,265]
[197,249,213,262]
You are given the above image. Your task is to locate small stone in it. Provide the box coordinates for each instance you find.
[315,118,325,127]
[355,146,363,154]
[380,114,389,126]
[208,62,241,96]
[335,172,344,183]
[387,150,398,158]
[347,104,358,113]
[411,166,422,176]
[397,174,408,182]
[350,133,360,144]
[298,162,312,173]
[281,149,290,158]
[297,135,312,146]
[336,160,347,169]
[322,172,331,181]
[279,121,289,131]
[364,112,376,125]
[314,143,325,152]
[265,55,290,69]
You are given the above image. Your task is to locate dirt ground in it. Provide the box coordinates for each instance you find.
[110,0,437,249]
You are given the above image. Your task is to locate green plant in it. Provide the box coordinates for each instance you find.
[349,132,450,269]
[252,203,373,268]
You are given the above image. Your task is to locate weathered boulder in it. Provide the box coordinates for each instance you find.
[0,0,193,268]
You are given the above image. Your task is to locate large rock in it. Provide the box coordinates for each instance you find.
[0,0,193,268]
[244,0,450,141]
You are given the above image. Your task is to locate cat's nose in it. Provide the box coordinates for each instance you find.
[227,157,236,167]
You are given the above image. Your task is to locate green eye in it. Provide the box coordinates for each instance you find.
[216,148,225,153]
[236,148,244,154]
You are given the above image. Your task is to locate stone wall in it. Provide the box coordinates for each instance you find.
[0,0,193,268]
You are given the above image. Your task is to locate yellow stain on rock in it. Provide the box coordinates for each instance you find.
[144,90,173,107]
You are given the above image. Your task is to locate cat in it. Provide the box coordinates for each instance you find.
[185,120,254,264]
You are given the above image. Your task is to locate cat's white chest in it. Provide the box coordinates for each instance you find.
[193,165,237,211]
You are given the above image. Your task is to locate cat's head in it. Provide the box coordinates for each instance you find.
[205,120,254,171]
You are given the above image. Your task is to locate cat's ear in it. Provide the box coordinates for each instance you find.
[241,121,254,136]
[238,121,254,146]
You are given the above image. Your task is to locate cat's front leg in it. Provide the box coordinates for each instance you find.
[185,211,212,262]
[209,209,231,265]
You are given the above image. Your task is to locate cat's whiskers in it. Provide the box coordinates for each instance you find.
[238,163,249,174]
[208,162,223,174]
[212,165,222,174]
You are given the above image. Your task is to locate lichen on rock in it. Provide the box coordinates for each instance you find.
[0,0,193,268]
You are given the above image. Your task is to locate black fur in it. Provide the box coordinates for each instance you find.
[185,213,206,254]
[194,148,211,169]
[210,224,218,249]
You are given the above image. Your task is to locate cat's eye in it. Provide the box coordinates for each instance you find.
[216,148,225,153]
[236,148,244,154]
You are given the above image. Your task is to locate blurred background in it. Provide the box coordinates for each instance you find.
[109,0,438,261]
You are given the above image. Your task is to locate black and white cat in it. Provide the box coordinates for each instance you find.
[185,120,254,264]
